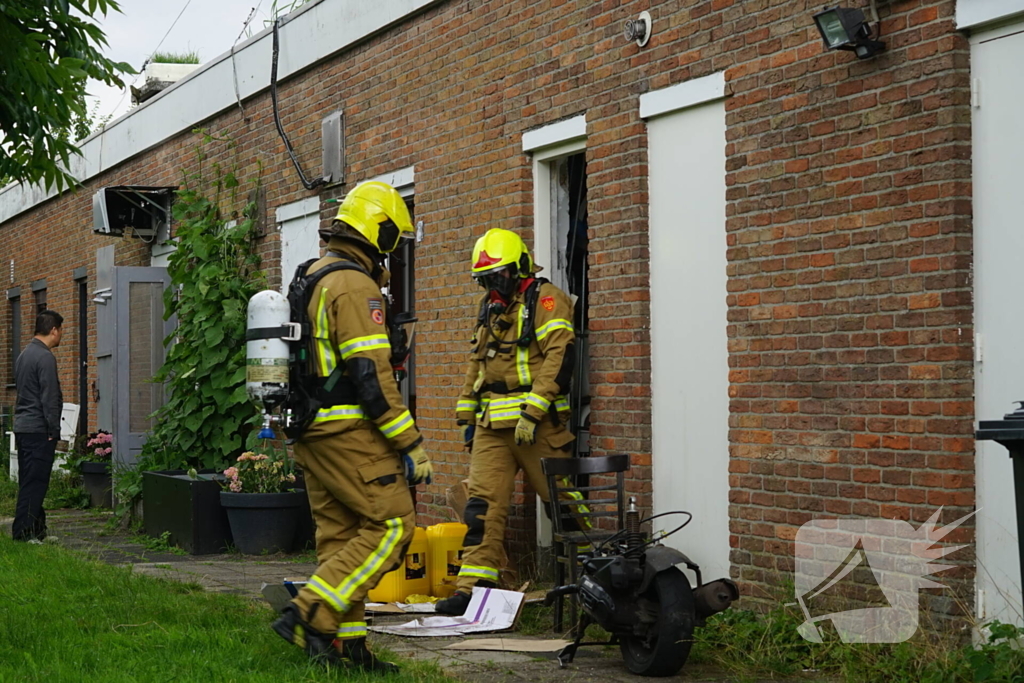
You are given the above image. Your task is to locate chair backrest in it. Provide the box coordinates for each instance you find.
[59,402,80,443]
[542,454,631,537]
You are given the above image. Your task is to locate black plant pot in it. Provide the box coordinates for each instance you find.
[220,490,306,555]
[80,461,113,509]
[143,470,233,555]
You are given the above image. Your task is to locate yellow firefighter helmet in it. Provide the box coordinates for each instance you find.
[471,228,534,277]
[326,181,414,253]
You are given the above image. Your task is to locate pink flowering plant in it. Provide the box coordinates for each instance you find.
[84,430,113,462]
[221,447,297,494]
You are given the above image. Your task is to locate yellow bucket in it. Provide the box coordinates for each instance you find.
[427,522,467,598]
[368,527,429,603]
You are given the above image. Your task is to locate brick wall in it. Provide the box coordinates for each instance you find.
[0,0,974,615]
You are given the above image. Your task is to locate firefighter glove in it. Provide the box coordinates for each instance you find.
[402,445,433,485]
[458,420,475,449]
[514,415,538,446]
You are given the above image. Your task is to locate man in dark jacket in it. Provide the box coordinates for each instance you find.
[12,310,64,543]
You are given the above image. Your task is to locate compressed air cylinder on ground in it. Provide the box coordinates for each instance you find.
[427,522,468,598]
[368,527,429,603]
[246,290,292,408]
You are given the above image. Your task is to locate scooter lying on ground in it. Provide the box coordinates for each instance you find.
[545,498,739,677]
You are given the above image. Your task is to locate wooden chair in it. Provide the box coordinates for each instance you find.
[542,453,630,633]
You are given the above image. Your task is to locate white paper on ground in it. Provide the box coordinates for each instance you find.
[444,638,571,652]
[366,602,436,613]
[396,602,437,613]
[369,587,524,637]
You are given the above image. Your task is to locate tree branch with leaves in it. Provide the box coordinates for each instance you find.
[0,0,134,191]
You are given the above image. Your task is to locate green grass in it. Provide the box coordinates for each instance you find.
[0,470,16,517]
[0,536,455,683]
[129,530,188,556]
[689,601,1024,683]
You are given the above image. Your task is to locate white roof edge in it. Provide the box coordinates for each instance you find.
[957,0,1024,30]
[639,72,726,120]
[522,115,588,152]
[0,0,443,226]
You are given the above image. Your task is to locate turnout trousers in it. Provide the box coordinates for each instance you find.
[456,420,575,593]
[291,426,415,641]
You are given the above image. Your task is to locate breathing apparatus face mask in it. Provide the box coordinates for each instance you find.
[476,267,517,300]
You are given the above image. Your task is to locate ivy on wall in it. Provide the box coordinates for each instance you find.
[139,133,265,472]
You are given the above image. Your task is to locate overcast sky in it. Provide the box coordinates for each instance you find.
[87,0,290,124]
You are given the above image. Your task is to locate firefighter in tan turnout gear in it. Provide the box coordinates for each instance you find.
[435,228,577,616]
[272,181,432,672]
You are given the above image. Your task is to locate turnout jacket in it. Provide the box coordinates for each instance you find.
[299,239,422,453]
[456,280,576,429]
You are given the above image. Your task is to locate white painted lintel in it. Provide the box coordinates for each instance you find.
[370,165,415,196]
[275,197,321,224]
[640,72,727,120]
[522,115,587,153]
[957,0,1024,31]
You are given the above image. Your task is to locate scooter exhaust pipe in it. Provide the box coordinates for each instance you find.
[693,578,739,619]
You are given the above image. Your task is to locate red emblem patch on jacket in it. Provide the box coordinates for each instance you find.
[368,299,384,325]
[541,296,556,312]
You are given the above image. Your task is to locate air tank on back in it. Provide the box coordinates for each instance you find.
[246,290,292,414]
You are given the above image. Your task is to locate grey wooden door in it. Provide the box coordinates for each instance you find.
[111,266,172,467]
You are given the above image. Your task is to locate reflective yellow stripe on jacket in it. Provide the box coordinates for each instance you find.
[516,306,532,387]
[480,392,571,424]
[313,404,365,422]
[314,287,338,376]
[381,410,414,438]
[338,334,390,360]
[536,318,573,342]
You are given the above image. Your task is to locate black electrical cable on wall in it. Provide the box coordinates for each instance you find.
[271,19,327,191]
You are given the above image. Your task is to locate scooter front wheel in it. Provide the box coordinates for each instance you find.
[620,567,696,677]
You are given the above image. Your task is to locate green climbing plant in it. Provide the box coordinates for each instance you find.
[139,132,265,473]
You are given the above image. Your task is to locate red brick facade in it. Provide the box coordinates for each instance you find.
[0,0,973,610]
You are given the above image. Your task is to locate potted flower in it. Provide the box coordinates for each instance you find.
[219,450,305,554]
[80,431,114,508]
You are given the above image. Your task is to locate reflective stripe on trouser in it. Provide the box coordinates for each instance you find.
[291,426,415,637]
[336,621,368,640]
[456,421,574,593]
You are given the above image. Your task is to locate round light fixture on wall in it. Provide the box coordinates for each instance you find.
[623,11,652,48]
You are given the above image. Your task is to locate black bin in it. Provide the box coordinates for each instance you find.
[976,402,1024,589]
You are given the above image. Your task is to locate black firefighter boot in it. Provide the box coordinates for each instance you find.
[340,637,400,674]
[272,603,342,667]
[435,581,495,616]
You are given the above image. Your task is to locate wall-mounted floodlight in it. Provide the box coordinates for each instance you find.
[813,7,885,59]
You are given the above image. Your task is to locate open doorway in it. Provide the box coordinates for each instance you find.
[386,197,416,418]
[544,152,590,455]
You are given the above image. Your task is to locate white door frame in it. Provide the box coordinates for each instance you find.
[526,117,587,546]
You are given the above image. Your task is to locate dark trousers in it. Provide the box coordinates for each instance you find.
[12,433,56,541]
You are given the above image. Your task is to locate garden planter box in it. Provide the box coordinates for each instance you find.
[143,470,233,554]
[80,461,113,508]
[220,490,306,555]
